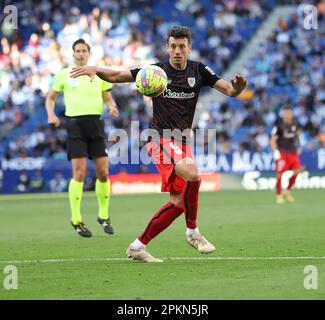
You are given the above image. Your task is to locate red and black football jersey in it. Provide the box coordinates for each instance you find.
[131,60,220,142]
[271,118,300,153]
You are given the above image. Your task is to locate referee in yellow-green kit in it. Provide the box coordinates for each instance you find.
[45,39,119,237]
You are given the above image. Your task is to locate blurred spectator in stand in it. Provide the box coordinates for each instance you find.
[30,169,45,193]
[84,171,96,191]
[49,171,68,192]
[16,170,30,193]
[0,170,3,193]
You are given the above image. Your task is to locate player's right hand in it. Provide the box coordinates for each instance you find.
[48,114,60,128]
[273,150,281,160]
[70,66,97,81]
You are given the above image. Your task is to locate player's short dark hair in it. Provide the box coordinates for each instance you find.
[72,39,91,52]
[283,105,293,111]
[167,26,192,44]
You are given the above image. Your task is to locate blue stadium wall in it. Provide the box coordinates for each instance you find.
[1,149,325,194]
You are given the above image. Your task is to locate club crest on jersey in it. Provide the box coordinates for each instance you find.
[188,77,196,87]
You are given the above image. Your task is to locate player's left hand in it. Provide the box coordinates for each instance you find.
[109,105,119,118]
[70,66,97,81]
[231,75,247,94]
[297,147,302,155]
[273,149,281,160]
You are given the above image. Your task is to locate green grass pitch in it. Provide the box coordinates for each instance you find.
[0,189,324,300]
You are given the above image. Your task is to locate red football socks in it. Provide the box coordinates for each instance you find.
[138,202,183,245]
[276,176,282,195]
[182,180,201,229]
[287,174,297,191]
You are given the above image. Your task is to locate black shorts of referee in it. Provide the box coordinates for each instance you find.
[66,115,108,161]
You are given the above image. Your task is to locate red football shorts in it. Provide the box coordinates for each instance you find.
[275,151,301,174]
[146,139,193,193]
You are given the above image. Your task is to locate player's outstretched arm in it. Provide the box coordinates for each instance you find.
[296,129,302,154]
[270,134,280,160]
[213,75,247,97]
[70,66,134,83]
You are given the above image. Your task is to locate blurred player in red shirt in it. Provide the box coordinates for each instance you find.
[270,106,302,204]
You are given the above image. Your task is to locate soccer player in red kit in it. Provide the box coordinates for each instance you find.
[70,26,247,262]
[270,106,302,204]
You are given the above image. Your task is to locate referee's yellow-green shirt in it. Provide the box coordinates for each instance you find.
[51,67,112,117]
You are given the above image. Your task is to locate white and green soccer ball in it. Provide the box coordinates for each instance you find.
[135,65,168,97]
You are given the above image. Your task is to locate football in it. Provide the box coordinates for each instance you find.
[135,65,168,97]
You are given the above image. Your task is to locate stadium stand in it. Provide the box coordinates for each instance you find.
[196,3,325,153]
[0,0,324,165]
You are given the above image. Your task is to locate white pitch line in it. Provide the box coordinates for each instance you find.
[1,256,325,264]
[170,256,325,260]
[0,193,96,201]
[0,258,128,264]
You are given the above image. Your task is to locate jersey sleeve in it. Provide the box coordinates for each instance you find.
[101,80,112,92]
[271,126,279,136]
[51,70,65,92]
[130,68,141,80]
[271,121,282,137]
[199,63,221,87]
